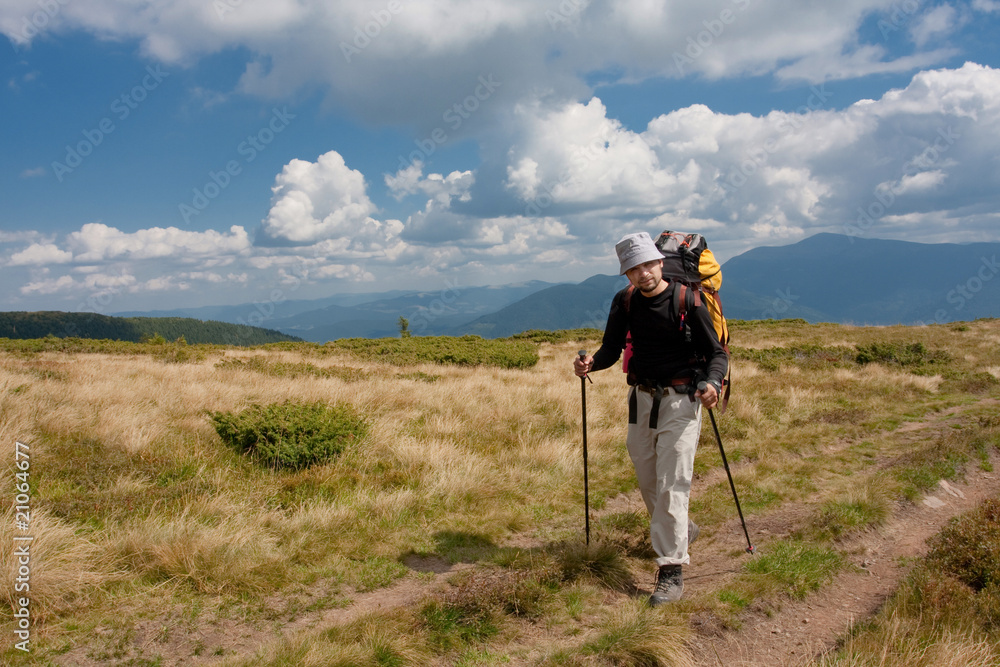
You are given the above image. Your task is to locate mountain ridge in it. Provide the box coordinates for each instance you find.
[91,233,1000,340]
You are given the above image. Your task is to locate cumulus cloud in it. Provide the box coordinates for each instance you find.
[20,271,136,296]
[499,62,1000,253]
[259,151,395,247]
[386,162,475,203]
[8,243,72,266]
[61,223,251,262]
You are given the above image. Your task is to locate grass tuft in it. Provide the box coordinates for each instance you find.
[577,599,694,666]
[744,540,845,600]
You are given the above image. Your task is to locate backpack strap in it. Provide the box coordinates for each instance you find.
[623,285,635,381]
[673,283,701,343]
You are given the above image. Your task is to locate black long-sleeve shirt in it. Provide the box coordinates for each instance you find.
[590,282,728,386]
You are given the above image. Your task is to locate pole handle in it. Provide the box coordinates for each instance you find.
[578,350,592,383]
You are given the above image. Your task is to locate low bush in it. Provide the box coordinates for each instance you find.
[507,328,602,344]
[731,344,855,371]
[210,400,368,470]
[327,335,539,369]
[925,497,1000,592]
[855,341,950,367]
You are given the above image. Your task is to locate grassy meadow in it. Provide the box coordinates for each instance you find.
[2,321,1000,665]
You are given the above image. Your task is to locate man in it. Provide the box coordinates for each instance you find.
[574,231,728,606]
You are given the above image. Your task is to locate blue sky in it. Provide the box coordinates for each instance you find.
[2,0,999,314]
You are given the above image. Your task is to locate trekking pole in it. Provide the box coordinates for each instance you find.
[579,350,592,545]
[699,382,755,555]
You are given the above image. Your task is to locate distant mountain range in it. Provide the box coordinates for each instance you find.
[81,233,995,341]
[721,233,1000,325]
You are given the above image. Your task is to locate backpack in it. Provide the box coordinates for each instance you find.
[622,230,731,408]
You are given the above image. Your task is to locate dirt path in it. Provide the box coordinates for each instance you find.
[686,460,1000,666]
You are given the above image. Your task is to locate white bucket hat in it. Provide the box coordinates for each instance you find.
[615,232,663,275]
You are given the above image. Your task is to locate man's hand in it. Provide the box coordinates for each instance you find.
[695,381,719,409]
[574,354,593,378]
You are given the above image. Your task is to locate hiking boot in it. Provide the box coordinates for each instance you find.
[688,520,699,545]
[649,564,683,607]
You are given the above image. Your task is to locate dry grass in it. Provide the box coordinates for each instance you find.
[0,320,998,664]
[817,611,1000,667]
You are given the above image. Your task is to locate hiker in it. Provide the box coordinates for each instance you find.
[573,231,729,606]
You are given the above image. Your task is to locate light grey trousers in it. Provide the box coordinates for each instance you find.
[626,386,702,566]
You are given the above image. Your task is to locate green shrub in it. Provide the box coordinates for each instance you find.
[210,401,368,470]
[731,345,855,371]
[507,329,602,344]
[925,497,1000,591]
[327,335,539,369]
[855,341,950,367]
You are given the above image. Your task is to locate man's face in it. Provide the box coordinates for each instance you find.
[626,259,663,294]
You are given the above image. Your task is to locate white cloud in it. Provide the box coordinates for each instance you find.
[260,151,386,246]
[0,231,43,244]
[889,170,948,195]
[8,243,73,266]
[910,4,960,47]
[775,45,959,84]
[499,62,1000,251]
[65,223,251,262]
[386,162,475,204]
[506,97,681,210]
[0,0,963,131]
[21,274,76,295]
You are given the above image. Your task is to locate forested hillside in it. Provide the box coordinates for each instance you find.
[0,311,302,345]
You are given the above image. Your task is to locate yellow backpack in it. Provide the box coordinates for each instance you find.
[622,230,731,409]
[655,231,729,348]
